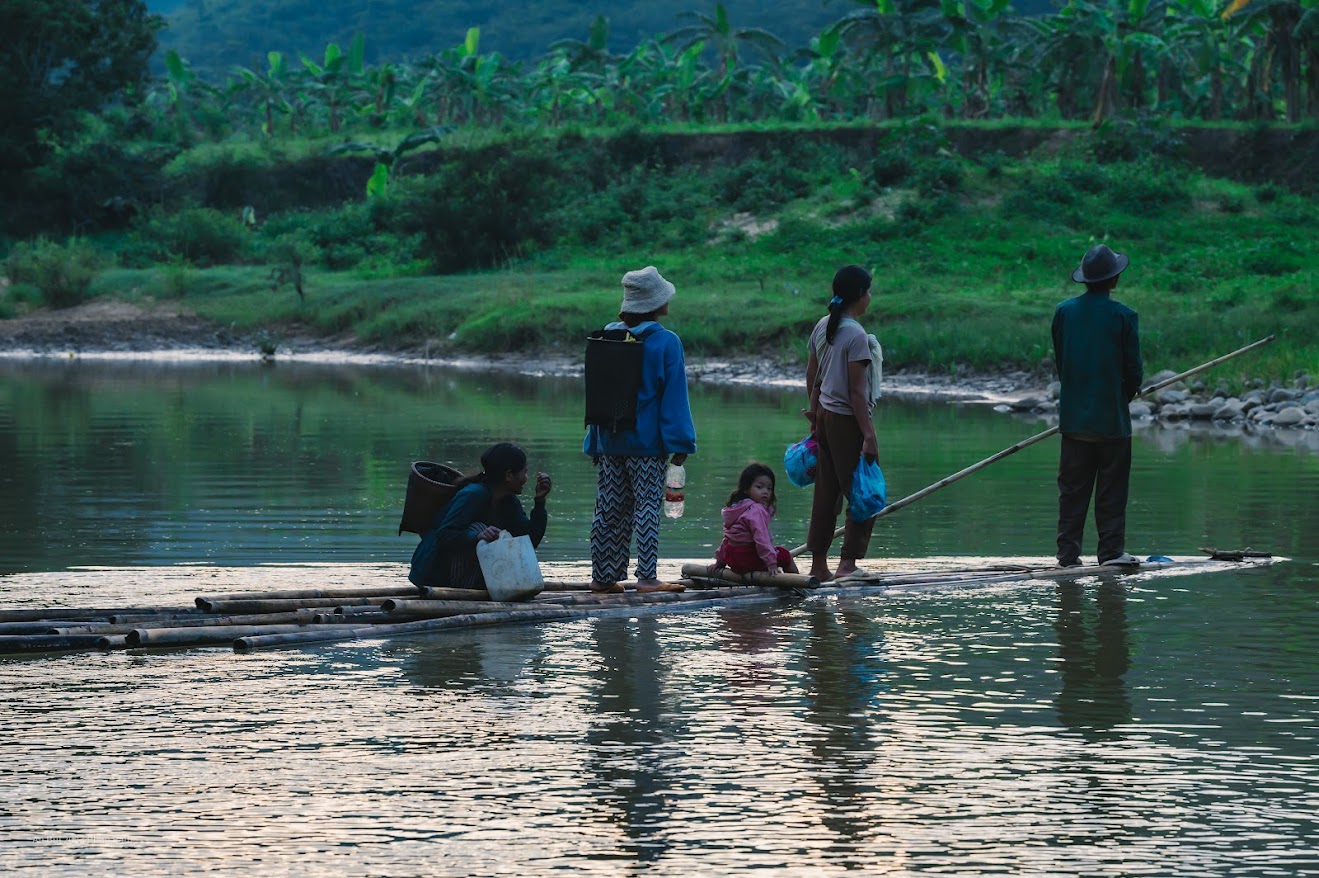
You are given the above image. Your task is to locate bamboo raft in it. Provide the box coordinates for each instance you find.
[0,550,1276,655]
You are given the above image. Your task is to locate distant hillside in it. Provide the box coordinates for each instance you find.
[153,0,1055,73]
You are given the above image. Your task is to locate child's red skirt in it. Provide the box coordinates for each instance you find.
[721,542,793,573]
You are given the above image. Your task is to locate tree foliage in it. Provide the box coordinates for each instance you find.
[0,0,162,169]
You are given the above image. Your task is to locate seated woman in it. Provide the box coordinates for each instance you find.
[408,442,551,589]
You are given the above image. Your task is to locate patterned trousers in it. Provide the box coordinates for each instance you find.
[591,454,667,582]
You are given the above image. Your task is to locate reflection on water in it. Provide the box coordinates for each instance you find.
[1054,580,1132,740]
[1,360,1318,875]
[585,618,672,863]
[802,607,885,866]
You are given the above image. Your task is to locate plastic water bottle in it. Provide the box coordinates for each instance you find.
[663,463,686,519]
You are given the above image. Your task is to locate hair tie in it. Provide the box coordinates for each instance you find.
[829,295,844,307]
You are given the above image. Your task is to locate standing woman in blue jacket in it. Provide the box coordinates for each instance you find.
[584,266,697,595]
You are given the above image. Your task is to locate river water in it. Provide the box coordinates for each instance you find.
[1,358,1316,876]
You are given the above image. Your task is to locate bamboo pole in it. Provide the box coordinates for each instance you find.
[47,624,139,636]
[532,591,688,606]
[51,612,315,636]
[790,335,1277,558]
[108,612,203,624]
[677,564,819,588]
[194,585,420,608]
[196,598,387,615]
[0,634,121,653]
[0,607,192,624]
[415,586,495,601]
[128,623,359,648]
[234,607,581,653]
[539,581,596,591]
[314,611,391,624]
[0,621,76,635]
[382,598,562,618]
[333,605,392,619]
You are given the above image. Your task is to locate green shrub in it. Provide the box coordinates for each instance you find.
[1243,242,1304,277]
[717,152,815,211]
[1105,160,1190,215]
[4,239,101,308]
[912,157,964,196]
[136,207,250,266]
[380,145,563,272]
[1089,116,1184,163]
[259,202,421,271]
[157,258,196,299]
[871,152,914,188]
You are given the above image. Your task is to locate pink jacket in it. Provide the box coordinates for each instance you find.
[715,499,779,570]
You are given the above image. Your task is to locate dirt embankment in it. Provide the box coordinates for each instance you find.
[0,300,249,353]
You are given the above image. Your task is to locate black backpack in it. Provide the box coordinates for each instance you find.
[584,328,645,432]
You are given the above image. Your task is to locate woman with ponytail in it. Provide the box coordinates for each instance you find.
[803,265,882,581]
[408,442,552,589]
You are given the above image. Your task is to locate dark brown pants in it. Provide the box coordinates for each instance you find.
[807,409,876,560]
[1056,435,1132,565]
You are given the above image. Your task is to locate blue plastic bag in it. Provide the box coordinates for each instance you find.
[783,434,819,487]
[848,457,887,522]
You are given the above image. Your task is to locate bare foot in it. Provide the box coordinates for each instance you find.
[809,567,834,582]
[834,561,859,578]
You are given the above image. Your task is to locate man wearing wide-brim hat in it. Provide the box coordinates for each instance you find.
[1051,244,1144,568]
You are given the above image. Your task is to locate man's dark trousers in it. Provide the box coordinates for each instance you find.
[1056,435,1132,566]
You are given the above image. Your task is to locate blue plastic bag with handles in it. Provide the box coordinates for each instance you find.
[848,457,887,522]
[783,434,819,487]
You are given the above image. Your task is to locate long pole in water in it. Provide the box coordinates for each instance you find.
[789,335,1276,558]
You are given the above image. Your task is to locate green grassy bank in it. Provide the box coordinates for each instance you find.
[2,123,1315,388]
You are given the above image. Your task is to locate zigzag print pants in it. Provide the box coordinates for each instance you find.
[591,454,667,582]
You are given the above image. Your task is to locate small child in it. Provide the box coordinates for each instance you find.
[710,463,801,577]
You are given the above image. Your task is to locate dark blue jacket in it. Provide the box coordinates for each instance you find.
[1052,290,1143,439]
[408,482,546,587]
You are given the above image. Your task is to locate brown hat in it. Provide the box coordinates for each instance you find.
[1072,244,1129,283]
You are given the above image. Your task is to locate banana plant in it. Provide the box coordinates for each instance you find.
[551,15,616,73]
[1222,0,1317,121]
[664,3,786,121]
[835,0,952,119]
[300,33,367,133]
[232,51,290,136]
[327,126,451,197]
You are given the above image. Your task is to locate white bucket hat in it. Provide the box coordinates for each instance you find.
[620,266,675,314]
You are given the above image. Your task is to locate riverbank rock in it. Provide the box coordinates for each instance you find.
[1005,376,1318,435]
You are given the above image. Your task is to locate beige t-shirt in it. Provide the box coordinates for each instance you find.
[809,315,872,415]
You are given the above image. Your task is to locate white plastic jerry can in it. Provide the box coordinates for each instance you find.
[475,531,545,602]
